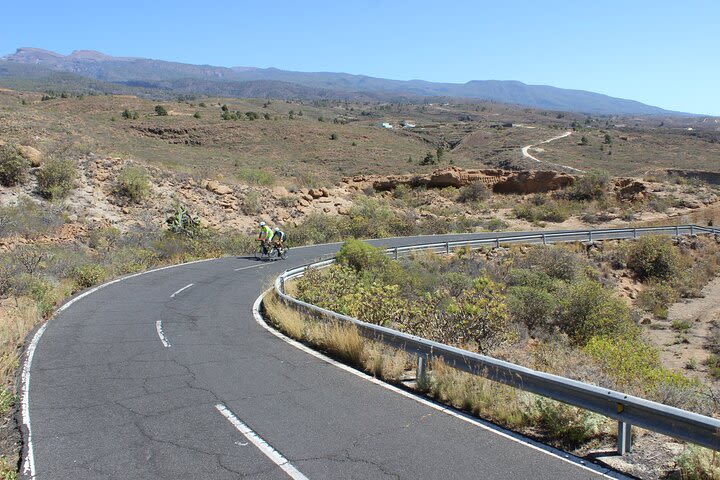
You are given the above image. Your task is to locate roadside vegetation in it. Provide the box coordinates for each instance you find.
[280,236,720,461]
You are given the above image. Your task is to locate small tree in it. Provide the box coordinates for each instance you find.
[603,133,612,144]
[330,133,338,140]
[155,105,168,116]
[221,104,229,112]
[420,152,436,165]
[436,147,445,162]
[193,111,201,119]
[580,136,589,146]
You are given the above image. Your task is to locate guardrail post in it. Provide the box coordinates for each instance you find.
[588,231,593,242]
[445,242,450,254]
[675,225,680,237]
[495,238,500,248]
[542,234,546,245]
[633,228,637,239]
[416,355,428,390]
[617,420,633,455]
[280,276,285,294]
[394,247,399,260]
[690,225,694,235]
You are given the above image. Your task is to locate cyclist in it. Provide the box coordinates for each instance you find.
[271,227,286,250]
[257,221,273,254]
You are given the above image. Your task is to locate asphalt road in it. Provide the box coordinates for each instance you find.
[23,231,640,479]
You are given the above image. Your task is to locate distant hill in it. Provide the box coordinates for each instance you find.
[0,47,680,115]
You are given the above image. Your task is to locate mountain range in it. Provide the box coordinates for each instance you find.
[0,47,680,115]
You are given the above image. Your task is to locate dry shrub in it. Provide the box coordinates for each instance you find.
[363,343,409,381]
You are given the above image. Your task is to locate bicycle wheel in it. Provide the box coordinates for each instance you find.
[254,248,264,260]
[268,247,279,260]
[280,246,289,259]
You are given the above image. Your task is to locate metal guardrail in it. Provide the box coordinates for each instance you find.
[271,225,720,455]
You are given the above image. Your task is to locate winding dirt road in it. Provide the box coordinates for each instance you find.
[521,131,586,173]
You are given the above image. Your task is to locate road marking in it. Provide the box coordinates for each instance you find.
[234,264,264,272]
[21,257,215,479]
[170,283,194,298]
[21,323,47,478]
[215,404,309,480]
[252,291,621,479]
[155,321,171,347]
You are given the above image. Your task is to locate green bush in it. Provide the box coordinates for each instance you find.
[154,105,168,116]
[507,286,557,334]
[585,336,694,397]
[458,181,491,203]
[514,201,571,223]
[73,263,107,288]
[675,445,720,480]
[12,274,56,317]
[36,158,78,200]
[566,170,611,201]
[527,398,603,449]
[0,143,30,187]
[626,235,680,281]
[236,167,275,186]
[519,246,585,282]
[115,165,151,203]
[558,280,637,345]
[335,239,388,272]
[485,218,508,231]
[122,109,139,119]
[637,282,679,319]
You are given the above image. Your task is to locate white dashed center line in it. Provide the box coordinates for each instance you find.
[170,283,194,298]
[215,404,309,480]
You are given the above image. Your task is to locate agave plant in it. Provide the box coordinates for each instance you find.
[166,204,201,237]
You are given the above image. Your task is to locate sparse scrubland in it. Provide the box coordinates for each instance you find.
[1,85,720,478]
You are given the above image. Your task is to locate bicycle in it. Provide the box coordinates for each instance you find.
[255,241,288,261]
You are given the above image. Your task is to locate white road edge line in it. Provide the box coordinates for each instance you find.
[155,321,171,348]
[21,257,214,479]
[215,404,309,480]
[252,290,625,480]
[170,283,194,298]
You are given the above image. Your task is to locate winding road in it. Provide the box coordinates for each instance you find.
[22,232,625,479]
[521,131,586,173]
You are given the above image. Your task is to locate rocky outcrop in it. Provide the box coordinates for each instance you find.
[204,180,233,195]
[17,145,43,167]
[343,167,574,194]
[614,178,648,201]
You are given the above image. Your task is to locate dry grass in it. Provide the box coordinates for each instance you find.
[428,359,529,428]
[263,291,409,381]
[0,298,40,392]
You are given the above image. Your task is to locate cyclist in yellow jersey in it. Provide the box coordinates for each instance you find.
[257,221,273,254]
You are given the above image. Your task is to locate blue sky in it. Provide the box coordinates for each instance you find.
[2,0,719,115]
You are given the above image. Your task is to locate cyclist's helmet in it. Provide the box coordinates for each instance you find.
[259,222,266,227]
[274,227,281,232]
